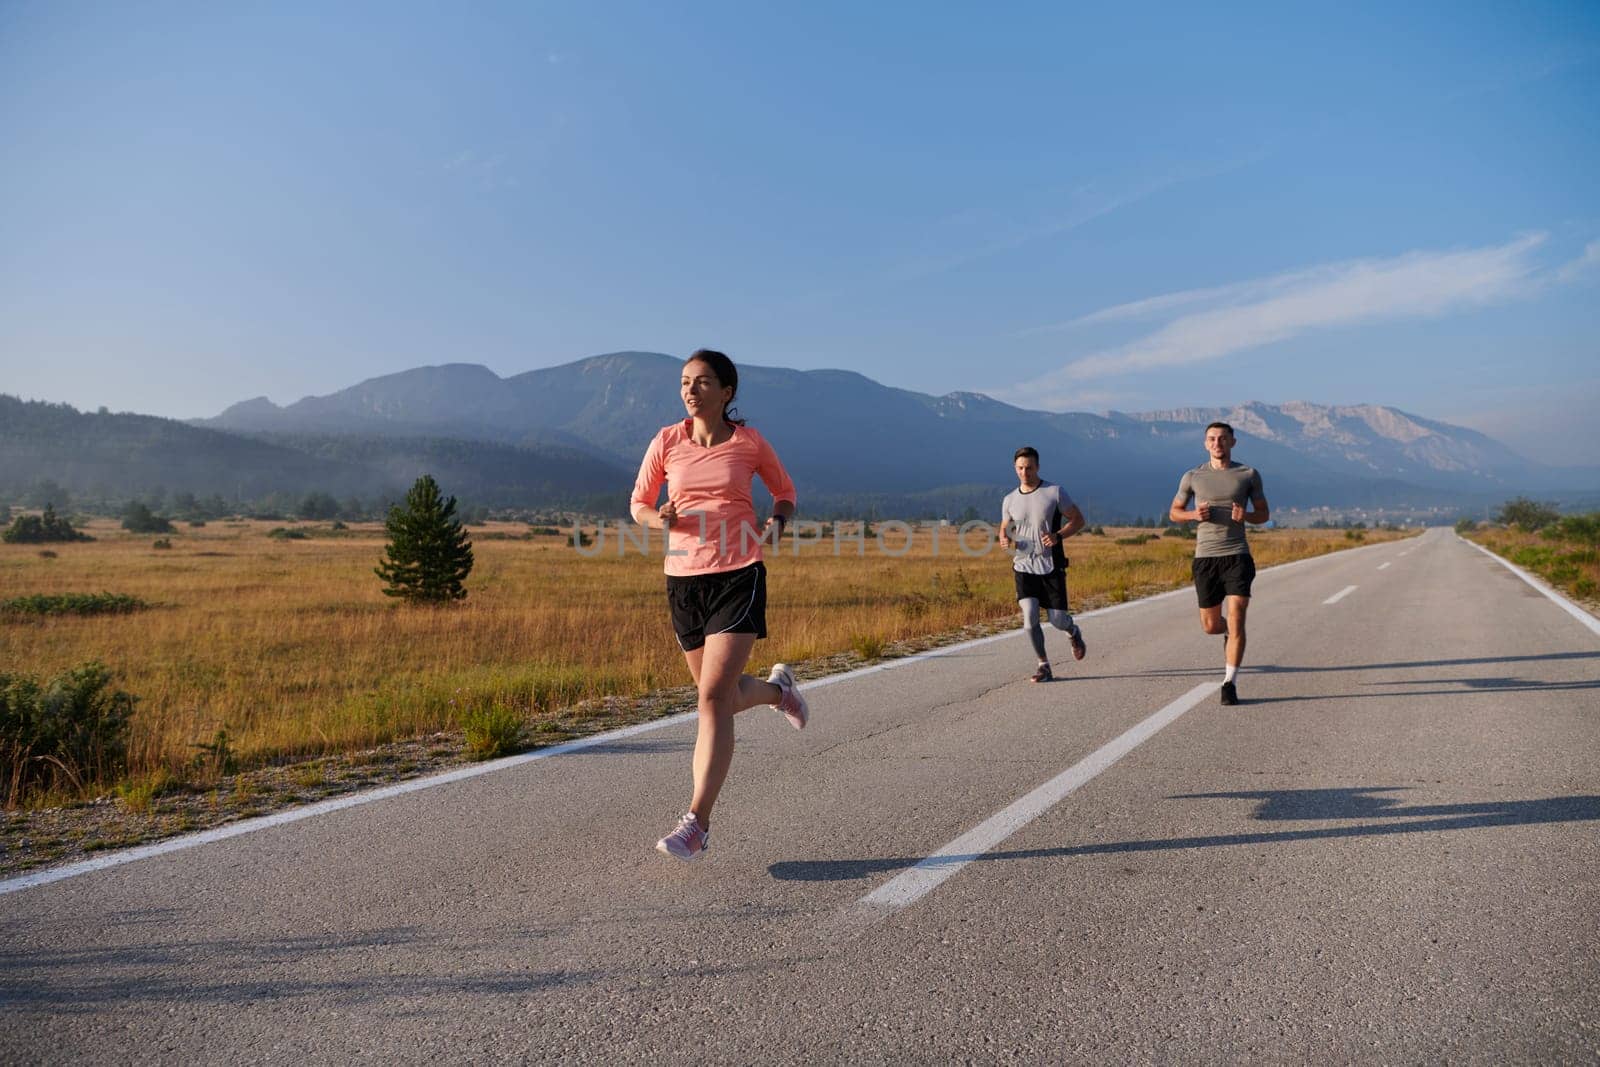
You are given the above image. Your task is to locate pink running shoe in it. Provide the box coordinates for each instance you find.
[656,812,708,861]
[767,663,808,730]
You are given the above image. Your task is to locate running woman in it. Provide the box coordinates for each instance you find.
[1168,421,1270,705]
[630,349,807,861]
[998,446,1087,683]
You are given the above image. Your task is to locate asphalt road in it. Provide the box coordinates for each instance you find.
[3,528,1597,1064]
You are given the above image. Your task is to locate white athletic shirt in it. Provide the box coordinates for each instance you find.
[1001,480,1075,576]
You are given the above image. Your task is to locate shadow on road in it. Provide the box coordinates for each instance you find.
[1075,649,1600,685]
[767,789,1600,883]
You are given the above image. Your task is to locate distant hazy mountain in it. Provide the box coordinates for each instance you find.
[8,353,1590,520]
[194,351,1596,518]
[0,395,627,509]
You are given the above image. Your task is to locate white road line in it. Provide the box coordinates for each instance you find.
[847,682,1217,921]
[1378,561,1392,570]
[1324,585,1358,604]
[1460,536,1600,638]
[0,536,1402,897]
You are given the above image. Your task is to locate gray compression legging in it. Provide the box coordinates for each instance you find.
[1019,598,1076,659]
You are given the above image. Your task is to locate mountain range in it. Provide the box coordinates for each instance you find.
[5,351,1595,520]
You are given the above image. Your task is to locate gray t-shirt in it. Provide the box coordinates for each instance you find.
[1001,480,1075,575]
[1176,463,1265,558]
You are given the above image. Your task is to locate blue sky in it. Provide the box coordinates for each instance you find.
[1,2,1596,464]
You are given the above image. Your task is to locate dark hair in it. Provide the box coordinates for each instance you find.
[1205,421,1235,438]
[1013,446,1039,462]
[685,348,745,427]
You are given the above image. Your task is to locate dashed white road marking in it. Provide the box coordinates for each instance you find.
[846,682,1217,922]
[1324,585,1358,604]
[1378,561,1392,570]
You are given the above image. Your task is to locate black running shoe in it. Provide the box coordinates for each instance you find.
[1032,662,1053,683]
[1219,681,1238,705]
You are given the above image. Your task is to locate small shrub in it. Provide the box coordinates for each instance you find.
[1116,534,1156,546]
[152,538,173,550]
[3,504,93,544]
[122,502,176,534]
[117,767,183,813]
[37,550,57,559]
[268,527,309,540]
[190,728,236,782]
[1454,518,1478,535]
[293,762,327,789]
[2,592,148,618]
[188,519,207,528]
[1,662,135,806]
[850,633,887,660]
[1573,578,1597,600]
[1549,513,1600,546]
[1344,530,1366,542]
[1496,497,1560,532]
[462,706,523,760]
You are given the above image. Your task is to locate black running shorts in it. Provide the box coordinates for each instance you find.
[1014,567,1070,612]
[1192,553,1255,609]
[667,561,767,652]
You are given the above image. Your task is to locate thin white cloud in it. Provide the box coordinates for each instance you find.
[1016,261,1357,336]
[1004,233,1556,407]
[1556,239,1600,284]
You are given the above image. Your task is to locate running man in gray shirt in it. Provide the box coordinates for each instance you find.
[1168,421,1270,705]
[998,446,1087,683]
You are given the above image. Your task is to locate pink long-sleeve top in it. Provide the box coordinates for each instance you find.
[630,420,798,577]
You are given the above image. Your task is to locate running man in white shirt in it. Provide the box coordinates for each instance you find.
[998,447,1087,683]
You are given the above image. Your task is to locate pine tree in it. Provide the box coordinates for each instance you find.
[374,475,474,603]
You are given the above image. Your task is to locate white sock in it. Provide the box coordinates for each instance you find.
[1223,665,1238,684]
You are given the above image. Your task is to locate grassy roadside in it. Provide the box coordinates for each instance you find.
[1463,521,1600,612]
[1,522,1416,876]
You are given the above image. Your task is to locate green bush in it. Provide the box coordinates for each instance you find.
[1116,534,1157,546]
[268,527,309,540]
[1496,497,1560,532]
[2,592,148,617]
[152,538,173,550]
[850,633,887,660]
[122,501,176,534]
[1,662,135,805]
[462,706,524,760]
[1454,518,1478,534]
[1547,513,1600,546]
[2,504,93,544]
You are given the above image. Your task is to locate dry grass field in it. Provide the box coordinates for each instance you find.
[1,517,1414,799]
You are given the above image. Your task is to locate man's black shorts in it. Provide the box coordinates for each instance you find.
[1192,553,1256,609]
[1014,567,1070,612]
[667,561,767,652]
